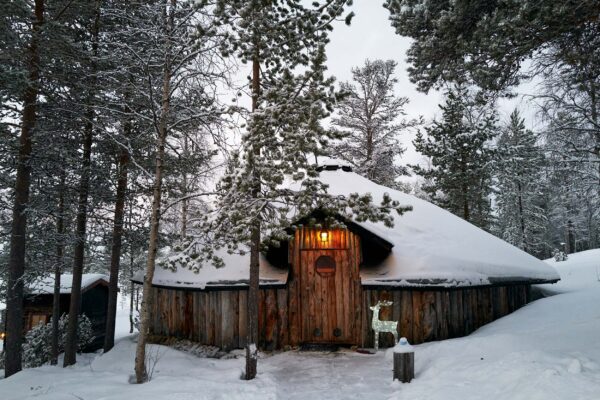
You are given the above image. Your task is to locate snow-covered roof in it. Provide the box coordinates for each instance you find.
[132,251,288,290]
[137,160,559,290]
[27,274,109,295]
[322,168,560,287]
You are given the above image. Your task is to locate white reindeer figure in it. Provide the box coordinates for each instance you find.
[369,300,398,350]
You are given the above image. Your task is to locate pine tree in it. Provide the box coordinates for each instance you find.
[170,0,410,380]
[3,0,44,378]
[413,85,496,229]
[132,0,226,383]
[494,110,547,256]
[63,0,102,367]
[542,112,599,254]
[384,0,600,93]
[332,59,420,189]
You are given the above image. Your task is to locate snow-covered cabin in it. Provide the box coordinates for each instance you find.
[21,274,109,351]
[133,161,559,350]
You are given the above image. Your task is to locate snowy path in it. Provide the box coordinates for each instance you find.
[1,250,600,399]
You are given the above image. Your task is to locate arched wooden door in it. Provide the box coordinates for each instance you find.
[299,244,360,344]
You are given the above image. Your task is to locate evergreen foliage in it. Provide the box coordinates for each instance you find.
[494,110,547,256]
[412,85,496,230]
[332,59,421,189]
[384,0,600,93]
[22,314,93,369]
[172,1,411,273]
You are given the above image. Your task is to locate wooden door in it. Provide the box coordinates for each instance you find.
[300,249,357,343]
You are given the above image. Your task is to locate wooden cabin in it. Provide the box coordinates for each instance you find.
[133,161,559,350]
[23,274,109,351]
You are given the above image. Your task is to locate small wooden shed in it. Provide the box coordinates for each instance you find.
[23,274,109,351]
[134,161,559,350]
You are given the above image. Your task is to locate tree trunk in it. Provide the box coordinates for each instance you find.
[104,126,130,352]
[134,0,174,383]
[63,116,93,367]
[462,182,470,222]
[63,0,100,367]
[516,181,527,252]
[4,0,44,378]
[129,279,135,334]
[180,135,188,241]
[245,54,261,381]
[51,170,66,365]
[565,219,575,254]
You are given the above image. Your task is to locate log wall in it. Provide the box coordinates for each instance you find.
[360,285,531,347]
[149,287,290,351]
[147,283,531,350]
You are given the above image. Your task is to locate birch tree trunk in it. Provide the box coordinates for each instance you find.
[4,0,44,378]
[134,0,174,383]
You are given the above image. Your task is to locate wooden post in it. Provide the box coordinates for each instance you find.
[393,337,414,383]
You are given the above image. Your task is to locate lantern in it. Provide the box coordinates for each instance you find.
[320,231,329,242]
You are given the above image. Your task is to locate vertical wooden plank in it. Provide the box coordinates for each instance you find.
[238,290,247,348]
[399,290,413,343]
[491,287,501,320]
[264,289,278,350]
[479,288,488,326]
[288,231,300,346]
[411,291,424,344]
[421,291,436,342]
[203,291,210,344]
[307,251,316,341]
[220,291,234,350]
[447,290,458,337]
[206,291,214,345]
[151,288,158,336]
[507,285,516,313]
[472,288,481,331]
[437,291,449,340]
[350,232,361,344]
[231,289,239,348]
[337,249,347,342]
[461,288,472,335]
[277,288,288,348]
[499,286,507,319]
[192,291,202,343]
[392,290,402,340]
[214,291,222,347]
[362,289,373,347]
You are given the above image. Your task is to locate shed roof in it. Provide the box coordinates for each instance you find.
[135,161,559,290]
[27,273,109,295]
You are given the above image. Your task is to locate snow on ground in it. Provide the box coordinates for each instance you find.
[539,249,600,294]
[1,252,599,399]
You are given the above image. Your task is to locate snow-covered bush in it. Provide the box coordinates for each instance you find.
[23,314,94,368]
[553,249,568,262]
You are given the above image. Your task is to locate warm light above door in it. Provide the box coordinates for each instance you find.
[320,231,329,242]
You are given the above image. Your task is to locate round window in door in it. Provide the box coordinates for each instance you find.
[315,255,336,276]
